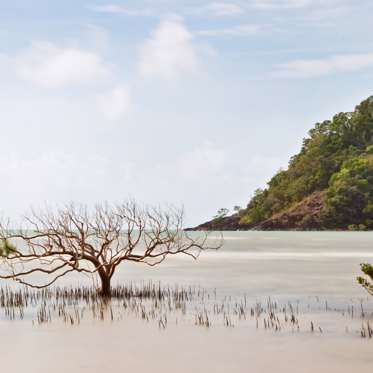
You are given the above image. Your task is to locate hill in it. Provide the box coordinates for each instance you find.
[190,96,373,231]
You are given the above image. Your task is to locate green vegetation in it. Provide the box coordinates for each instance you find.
[239,96,373,230]
[213,208,230,222]
[358,263,373,296]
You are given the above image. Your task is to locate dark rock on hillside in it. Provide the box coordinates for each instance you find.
[254,191,326,231]
[185,214,253,231]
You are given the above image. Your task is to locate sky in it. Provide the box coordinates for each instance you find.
[0,0,373,226]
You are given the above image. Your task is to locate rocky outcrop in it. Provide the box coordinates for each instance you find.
[254,191,326,231]
[185,214,252,231]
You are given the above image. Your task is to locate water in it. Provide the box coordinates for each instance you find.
[1,231,373,372]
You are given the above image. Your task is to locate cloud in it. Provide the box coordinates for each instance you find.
[15,42,109,88]
[252,0,347,10]
[98,86,132,120]
[206,2,244,16]
[253,0,313,8]
[196,24,260,37]
[90,4,153,16]
[139,17,198,80]
[275,53,373,78]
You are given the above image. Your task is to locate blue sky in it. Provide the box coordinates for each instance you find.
[0,0,373,225]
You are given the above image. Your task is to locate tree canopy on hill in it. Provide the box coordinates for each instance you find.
[239,96,373,230]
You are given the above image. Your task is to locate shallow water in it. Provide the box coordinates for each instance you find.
[1,231,373,372]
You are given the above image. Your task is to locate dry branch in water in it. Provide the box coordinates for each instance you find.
[0,202,222,297]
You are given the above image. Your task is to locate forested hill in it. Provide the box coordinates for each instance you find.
[191,96,373,231]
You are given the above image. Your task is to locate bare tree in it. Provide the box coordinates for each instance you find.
[0,202,221,297]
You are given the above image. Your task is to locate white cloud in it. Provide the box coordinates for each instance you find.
[98,86,132,120]
[252,0,347,9]
[139,17,198,80]
[197,24,260,37]
[90,4,153,16]
[15,41,109,88]
[275,53,373,78]
[207,2,244,16]
[253,0,313,8]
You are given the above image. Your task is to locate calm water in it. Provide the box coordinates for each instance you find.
[1,231,373,372]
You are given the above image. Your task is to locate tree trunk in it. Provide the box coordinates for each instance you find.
[99,272,112,298]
